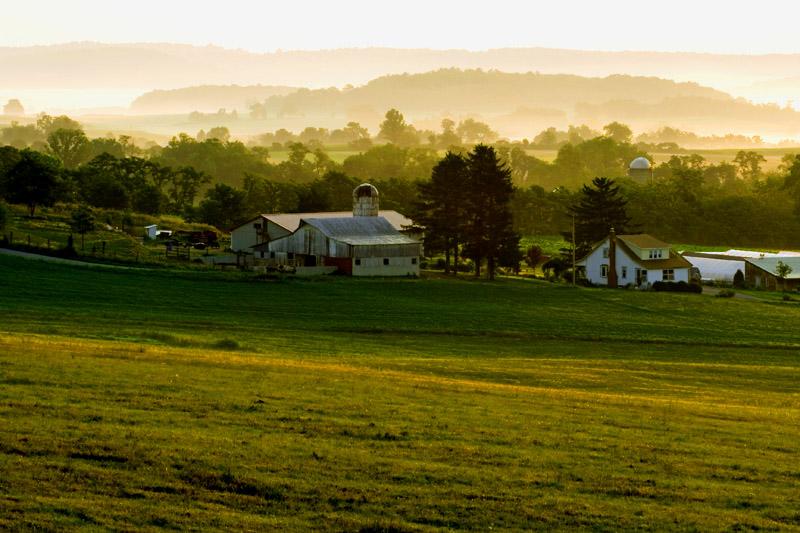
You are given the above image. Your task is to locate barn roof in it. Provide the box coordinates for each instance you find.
[744,257,800,279]
[300,217,420,246]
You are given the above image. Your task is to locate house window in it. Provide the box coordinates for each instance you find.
[412,257,417,265]
[621,266,627,279]
[383,258,390,265]
[648,249,663,259]
[663,269,674,281]
[600,264,609,278]
[602,247,609,258]
[253,223,262,230]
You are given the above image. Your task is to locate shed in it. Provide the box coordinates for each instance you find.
[144,225,158,240]
[744,257,800,291]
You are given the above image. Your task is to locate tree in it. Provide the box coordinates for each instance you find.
[4,149,62,217]
[197,184,247,230]
[734,150,767,184]
[456,118,498,143]
[565,177,633,258]
[776,261,793,291]
[206,126,231,142]
[47,128,92,169]
[3,99,24,115]
[36,114,82,137]
[379,109,408,145]
[603,122,633,144]
[169,166,212,209]
[524,245,548,273]
[463,144,519,280]
[413,151,469,275]
[69,204,95,251]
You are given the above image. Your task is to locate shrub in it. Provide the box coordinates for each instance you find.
[733,269,745,288]
[0,200,9,232]
[652,281,702,294]
[716,289,735,298]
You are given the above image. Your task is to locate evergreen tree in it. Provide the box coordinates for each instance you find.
[564,177,632,259]
[412,151,468,274]
[463,144,519,280]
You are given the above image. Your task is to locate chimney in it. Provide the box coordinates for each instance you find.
[608,228,618,287]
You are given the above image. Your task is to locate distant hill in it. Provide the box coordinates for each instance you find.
[130,85,297,114]
[4,42,800,105]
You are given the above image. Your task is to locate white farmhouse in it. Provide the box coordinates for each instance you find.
[577,230,691,286]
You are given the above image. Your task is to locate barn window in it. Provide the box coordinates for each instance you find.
[253,223,262,230]
[288,253,294,260]
[412,257,417,265]
[600,264,609,278]
[355,259,361,266]
[663,269,674,281]
[383,258,389,265]
[270,251,275,259]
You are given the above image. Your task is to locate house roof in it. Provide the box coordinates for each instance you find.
[577,234,690,270]
[617,234,669,250]
[744,257,800,279]
[615,239,691,270]
[229,210,412,233]
[300,217,421,246]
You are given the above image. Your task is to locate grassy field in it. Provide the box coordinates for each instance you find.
[2,254,800,531]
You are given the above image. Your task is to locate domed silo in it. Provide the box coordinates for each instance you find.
[628,157,653,182]
[353,183,379,217]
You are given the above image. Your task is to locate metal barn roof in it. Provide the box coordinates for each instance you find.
[300,217,420,246]
[744,257,800,279]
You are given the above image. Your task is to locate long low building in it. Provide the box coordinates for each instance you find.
[254,217,422,276]
[680,252,745,284]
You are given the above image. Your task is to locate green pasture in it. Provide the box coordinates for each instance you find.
[2,254,800,530]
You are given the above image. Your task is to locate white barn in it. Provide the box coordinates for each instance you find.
[257,217,422,276]
[578,231,691,287]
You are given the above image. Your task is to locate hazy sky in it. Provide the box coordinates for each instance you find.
[3,0,800,55]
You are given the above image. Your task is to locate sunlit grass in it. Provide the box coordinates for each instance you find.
[3,255,800,530]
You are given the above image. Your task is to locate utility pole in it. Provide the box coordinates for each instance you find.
[572,214,576,285]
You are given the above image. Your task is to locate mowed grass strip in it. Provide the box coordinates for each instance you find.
[2,334,800,531]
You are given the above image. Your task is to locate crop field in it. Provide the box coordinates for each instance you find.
[2,254,800,531]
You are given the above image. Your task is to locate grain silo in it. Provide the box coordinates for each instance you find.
[628,157,653,182]
[353,183,379,217]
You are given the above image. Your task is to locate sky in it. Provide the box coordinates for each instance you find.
[3,0,800,55]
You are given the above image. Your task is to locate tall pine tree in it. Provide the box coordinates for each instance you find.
[412,151,468,275]
[464,145,519,280]
[564,177,632,259]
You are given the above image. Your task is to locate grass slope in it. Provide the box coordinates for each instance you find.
[2,254,800,531]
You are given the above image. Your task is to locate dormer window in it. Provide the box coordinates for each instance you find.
[648,249,663,259]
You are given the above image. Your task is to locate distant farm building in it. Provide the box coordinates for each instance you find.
[627,157,653,182]
[234,183,422,276]
[578,230,691,286]
[744,256,800,291]
[682,249,800,286]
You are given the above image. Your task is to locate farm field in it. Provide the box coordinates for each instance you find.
[2,254,800,531]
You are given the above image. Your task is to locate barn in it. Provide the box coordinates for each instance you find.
[254,217,422,276]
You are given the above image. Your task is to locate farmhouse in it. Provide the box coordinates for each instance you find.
[577,230,691,286]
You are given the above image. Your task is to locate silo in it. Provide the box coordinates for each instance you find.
[628,157,653,182]
[353,183,379,217]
